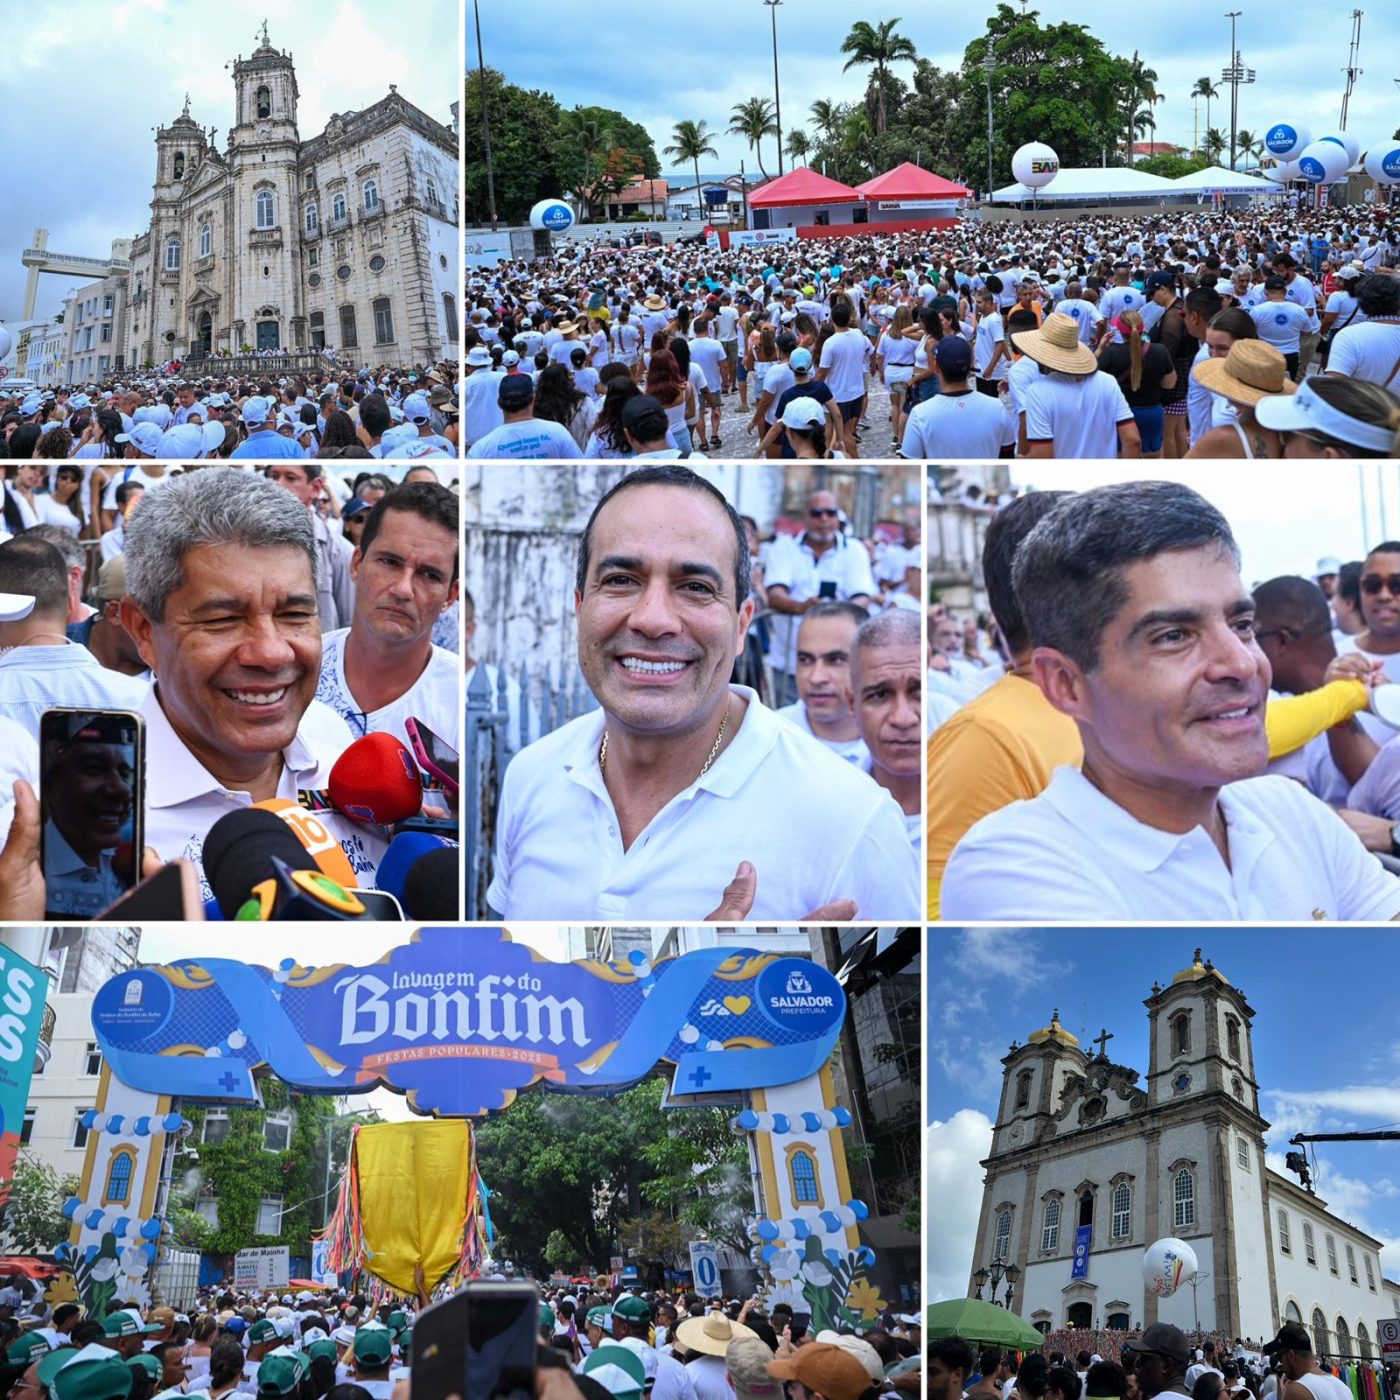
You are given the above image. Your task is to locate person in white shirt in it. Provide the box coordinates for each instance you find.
[901,336,1007,460]
[973,289,1009,393]
[775,601,871,766]
[676,1314,757,1400]
[118,469,386,899]
[849,609,922,849]
[1326,272,1400,391]
[688,315,727,449]
[314,484,459,752]
[943,480,1400,921]
[816,300,871,457]
[1249,278,1312,377]
[1272,252,1320,379]
[471,374,582,459]
[487,466,918,922]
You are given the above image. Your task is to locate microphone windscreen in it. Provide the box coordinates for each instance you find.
[254,799,358,888]
[203,807,318,920]
[376,831,457,905]
[402,845,461,920]
[328,732,423,826]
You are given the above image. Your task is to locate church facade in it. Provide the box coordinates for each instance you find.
[968,953,1395,1355]
[122,26,458,371]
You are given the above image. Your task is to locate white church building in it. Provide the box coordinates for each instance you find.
[968,951,1397,1356]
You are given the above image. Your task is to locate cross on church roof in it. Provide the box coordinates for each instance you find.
[258,18,270,46]
[1093,1028,1114,1059]
[182,92,190,117]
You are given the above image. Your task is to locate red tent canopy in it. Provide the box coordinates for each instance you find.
[748,167,863,208]
[856,162,970,200]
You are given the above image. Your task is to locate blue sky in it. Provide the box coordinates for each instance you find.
[0,0,457,323]
[469,2,1400,179]
[928,929,1400,1300]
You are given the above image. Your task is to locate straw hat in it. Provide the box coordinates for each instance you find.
[1191,340,1297,406]
[644,294,668,311]
[1010,313,1097,374]
[675,1314,757,1358]
[555,320,579,335]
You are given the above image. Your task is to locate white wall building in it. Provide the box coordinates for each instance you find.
[970,951,1391,1354]
[20,992,104,1187]
[15,320,67,386]
[62,276,127,385]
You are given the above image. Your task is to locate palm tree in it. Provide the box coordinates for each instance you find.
[729,97,779,180]
[1204,126,1227,163]
[664,119,719,221]
[1235,129,1264,169]
[558,110,613,216]
[1123,51,1159,162]
[809,99,844,147]
[1191,77,1219,153]
[840,108,877,180]
[785,129,811,167]
[839,18,917,135]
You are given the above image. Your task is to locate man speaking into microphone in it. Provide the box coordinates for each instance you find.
[120,469,389,899]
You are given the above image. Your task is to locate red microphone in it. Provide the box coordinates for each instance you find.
[325,733,424,826]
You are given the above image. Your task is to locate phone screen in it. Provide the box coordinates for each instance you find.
[818,580,838,599]
[39,709,144,919]
[408,717,460,791]
[468,1284,538,1400]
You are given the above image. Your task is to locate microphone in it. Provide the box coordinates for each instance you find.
[375,831,458,911]
[298,733,425,826]
[254,799,358,887]
[403,846,461,919]
[202,809,372,922]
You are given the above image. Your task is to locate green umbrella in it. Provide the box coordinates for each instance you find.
[924,1298,1045,1349]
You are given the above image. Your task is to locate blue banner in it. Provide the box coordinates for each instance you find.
[1072,1224,1092,1279]
[0,948,47,1205]
[89,929,847,1115]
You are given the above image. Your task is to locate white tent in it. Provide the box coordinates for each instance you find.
[991,166,1178,202]
[1169,165,1283,194]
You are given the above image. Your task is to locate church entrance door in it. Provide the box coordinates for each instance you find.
[257,319,280,351]
[1067,1302,1092,1329]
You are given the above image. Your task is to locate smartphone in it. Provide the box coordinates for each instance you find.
[406,717,459,799]
[39,708,145,920]
[817,580,838,600]
[96,860,202,921]
[414,1282,537,1400]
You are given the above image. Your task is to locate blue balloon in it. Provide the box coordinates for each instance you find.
[855,1247,877,1267]
[163,1113,186,1133]
[111,1218,130,1238]
[823,1249,843,1268]
[142,1243,158,1263]
[84,1209,105,1229]
[771,1113,790,1134]
[818,1211,841,1233]
[833,1108,853,1127]
[849,1200,870,1221]
[735,1110,759,1131]
[80,1111,99,1131]
[801,1112,822,1133]
[133,1118,151,1137]
[82,1245,97,1264]
[756,1220,779,1242]
[61,1196,81,1220]
[140,1218,162,1240]
[792,1220,811,1240]
[106,1115,124,1134]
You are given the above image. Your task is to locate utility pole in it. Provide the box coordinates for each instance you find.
[984,41,996,202]
[765,0,784,177]
[1340,9,1363,130]
[1221,12,1254,170]
[473,0,498,230]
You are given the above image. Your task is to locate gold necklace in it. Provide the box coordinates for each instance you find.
[600,707,730,780]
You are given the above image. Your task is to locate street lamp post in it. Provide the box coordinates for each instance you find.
[972,1259,1022,1308]
[765,0,784,178]
[984,42,996,203]
[473,0,499,230]
[1221,12,1255,171]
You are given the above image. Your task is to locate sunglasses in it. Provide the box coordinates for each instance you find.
[1362,574,1400,596]
[808,508,839,518]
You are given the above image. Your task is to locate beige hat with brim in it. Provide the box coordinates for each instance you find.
[1010,312,1097,374]
[555,321,578,335]
[1191,339,1297,406]
[676,1314,757,1358]
[644,295,668,311]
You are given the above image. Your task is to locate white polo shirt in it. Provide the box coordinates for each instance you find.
[942,764,1400,921]
[774,701,869,766]
[764,533,877,676]
[487,686,919,921]
[140,686,387,902]
[900,390,1006,460]
[315,629,459,753]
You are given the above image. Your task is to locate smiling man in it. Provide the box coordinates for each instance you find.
[941,480,1400,921]
[487,465,918,921]
[120,469,383,895]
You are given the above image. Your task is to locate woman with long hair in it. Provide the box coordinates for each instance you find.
[1097,308,1177,458]
[317,410,358,456]
[645,348,695,453]
[876,304,919,448]
[669,335,704,452]
[40,465,85,535]
[612,304,643,382]
[534,363,596,451]
[584,377,643,458]
[1258,374,1400,459]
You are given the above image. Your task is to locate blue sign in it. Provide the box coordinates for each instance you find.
[689,1241,722,1299]
[89,931,847,1116]
[1385,151,1400,179]
[0,947,46,1207]
[1266,125,1300,156]
[1071,1225,1092,1279]
[1298,156,1327,185]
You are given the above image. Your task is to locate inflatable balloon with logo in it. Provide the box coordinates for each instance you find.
[1143,1236,1198,1297]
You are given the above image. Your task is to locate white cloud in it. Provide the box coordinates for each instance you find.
[949,928,1056,993]
[927,1109,995,1301]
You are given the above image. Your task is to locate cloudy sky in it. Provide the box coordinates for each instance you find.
[928,929,1400,1302]
[1007,462,1400,584]
[471,2,1398,181]
[0,0,457,324]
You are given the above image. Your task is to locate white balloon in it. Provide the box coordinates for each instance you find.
[1296,140,1351,185]
[528,198,575,233]
[1364,146,1400,187]
[1011,142,1059,190]
[1317,130,1362,169]
[1263,122,1312,161]
[1263,159,1301,184]
[0,326,12,364]
[1143,1237,1198,1298]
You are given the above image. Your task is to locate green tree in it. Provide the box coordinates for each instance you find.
[729,97,780,180]
[840,18,918,135]
[1235,129,1264,168]
[785,129,811,166]
[0,1153,79,1255]
[1191,77,1220,151]
[809,99,845,147]
[543,1230,574,1273]
[1120,50,1160,159]
[664,120,720,214]
[1137,151,1211,180]
[556,110,614,217]
[463,69,564,225]
[1204,126,1227,163]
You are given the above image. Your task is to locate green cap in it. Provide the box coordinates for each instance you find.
[248,1319,278,1345]
[256,1350,309,1397]
[583,1343,647,1398]
[386,1310,407,1336]
[585,1306,614,1332]
[8,1332,53,1366]
[305,1338,339,1364]
[100,1311,159,1340]
[538,1303,556,1332]
[399,1329,413,1357]
[351,1325,393,1368]
[39,1346,135,1400]
[125,1355,161,1383]
[613,1294,651,1323]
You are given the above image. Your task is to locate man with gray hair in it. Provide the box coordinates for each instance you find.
[850,609,922,848]
[118,468,384,896]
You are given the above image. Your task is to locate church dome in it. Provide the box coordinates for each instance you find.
[1027,1008,1078,1047]
[1170,948,1230,987]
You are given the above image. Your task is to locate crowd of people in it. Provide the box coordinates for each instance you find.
[0,1278,921,1400]
[0,462,461,921]
[475,468,923,922]
[926,478,1400,919]
[463,206,1400,461]
[928,1322,1379,1400]
[0,365,459,464]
